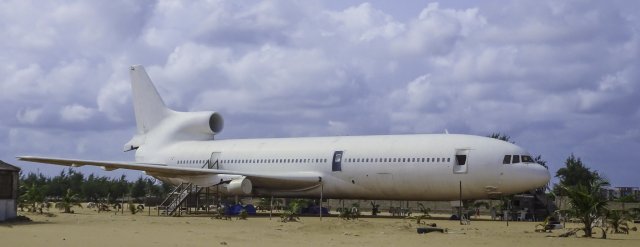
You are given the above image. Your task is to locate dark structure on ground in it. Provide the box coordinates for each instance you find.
[510,189,556,221]
[0,160,20,222]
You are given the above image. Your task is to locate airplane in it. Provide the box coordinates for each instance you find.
[18,65,550,201]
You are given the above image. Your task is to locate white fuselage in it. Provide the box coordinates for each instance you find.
[18,65,551,202]
[139,134,549,200]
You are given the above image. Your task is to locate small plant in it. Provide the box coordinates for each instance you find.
[370,201,380,216]
[129,203,137,215]
[339,203,360,220]
[607,210,630,234]
[20,183,45,213]
[535,216,555,232]
[238,209,248,220]
[629,208,640,220]
[59,189,82,213]
[281,199,308,222]
[415,203,431,224]
[417,203,431,217]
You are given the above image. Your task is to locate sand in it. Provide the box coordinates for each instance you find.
[1,206,639,247]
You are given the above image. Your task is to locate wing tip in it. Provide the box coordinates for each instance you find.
[16,155,33,161]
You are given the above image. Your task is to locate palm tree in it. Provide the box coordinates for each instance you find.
[607,210,630,234]
[280,199,308,222]
[629,208,640,220]
[561,178,609,237]
[21,183,45,213]
[59,189,83,213]
[415,203,431,224]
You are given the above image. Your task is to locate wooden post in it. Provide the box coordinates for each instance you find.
[320,183,323,221]
[459,181,462,225]
[269,195,273,220]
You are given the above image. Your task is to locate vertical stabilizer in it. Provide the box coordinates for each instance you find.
[129,65,170,134]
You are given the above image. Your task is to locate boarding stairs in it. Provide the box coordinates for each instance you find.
[159,183,203,216]
[533,188,557,216]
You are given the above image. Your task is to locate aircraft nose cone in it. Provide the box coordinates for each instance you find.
[532,164,551,188]
[500,163,551,194]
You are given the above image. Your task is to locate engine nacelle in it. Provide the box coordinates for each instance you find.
[180,111,223,135]
[208,112,224,134]
[226,177,253,195]
[151,175,252,196]
[159,111,224,140]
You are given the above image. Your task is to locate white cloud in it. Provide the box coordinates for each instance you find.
[391,3,485,56]
[60,104,95,123]
[326,3,404,42]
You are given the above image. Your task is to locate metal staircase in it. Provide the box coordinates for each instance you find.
[158,183,203,216]
[533,189,557,216]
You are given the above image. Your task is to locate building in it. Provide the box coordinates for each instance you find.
[0,160,20,221]
[601,187,640,201]
[616,187,640,200]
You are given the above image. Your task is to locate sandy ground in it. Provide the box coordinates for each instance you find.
[1,206,639,247]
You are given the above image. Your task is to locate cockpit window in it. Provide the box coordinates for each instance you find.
[512,155,520,164]
[522,155,534,163]
[503,155,511,164]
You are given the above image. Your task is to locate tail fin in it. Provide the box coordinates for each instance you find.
[129,65,170,134]
[124,65,171,151]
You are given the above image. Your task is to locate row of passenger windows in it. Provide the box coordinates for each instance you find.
[177,158,329,165]
[503,155,534,164]
[345,157,450,163]
[177,157,452,165]
[178,160,207,165]
[221,158,328,164]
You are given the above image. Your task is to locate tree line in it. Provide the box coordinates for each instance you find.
[19,169,173,205]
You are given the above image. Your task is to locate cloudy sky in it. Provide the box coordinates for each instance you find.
[2,0,639,187]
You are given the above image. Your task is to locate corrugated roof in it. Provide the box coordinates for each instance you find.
[0,160,21,171]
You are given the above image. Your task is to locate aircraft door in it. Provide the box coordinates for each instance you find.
[209,152,221,169]
[453,149,469,174]
[332,151,343,172]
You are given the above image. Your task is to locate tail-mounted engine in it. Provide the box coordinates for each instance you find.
[154,111,224,141]
[173,111,224,137]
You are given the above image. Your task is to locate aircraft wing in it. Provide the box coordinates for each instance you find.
[17,156,322,189]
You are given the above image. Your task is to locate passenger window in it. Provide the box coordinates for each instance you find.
[512,155,520,164]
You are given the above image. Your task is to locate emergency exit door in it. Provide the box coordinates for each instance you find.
[454,149,469,174]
